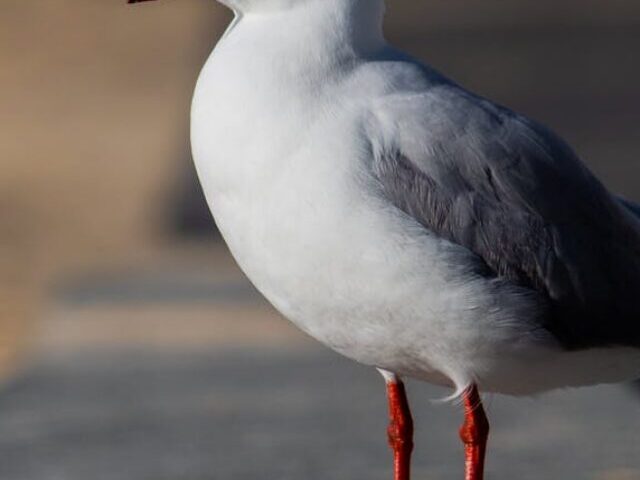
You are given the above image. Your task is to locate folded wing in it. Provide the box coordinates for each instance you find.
[368,83,640,349]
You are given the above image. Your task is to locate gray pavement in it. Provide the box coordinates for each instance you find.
[1,347,639,480]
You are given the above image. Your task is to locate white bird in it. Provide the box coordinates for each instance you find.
[130,0,640,478]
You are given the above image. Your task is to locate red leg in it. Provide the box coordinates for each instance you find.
[459,385,490,480]
[385,377,414,480]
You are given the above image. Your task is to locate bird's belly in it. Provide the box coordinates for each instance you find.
[213,196,448,382]
[215,184,640,395]
[197,147,553,390]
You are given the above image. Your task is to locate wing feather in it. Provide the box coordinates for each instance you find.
[368,84,640,348]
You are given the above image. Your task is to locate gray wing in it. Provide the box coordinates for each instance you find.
[368,83,640,349]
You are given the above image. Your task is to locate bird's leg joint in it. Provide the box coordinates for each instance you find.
[459,384,489,446]
[386,380,414,453]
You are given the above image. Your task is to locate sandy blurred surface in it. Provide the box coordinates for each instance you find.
[1,1,225,263]
[1,0,227,379]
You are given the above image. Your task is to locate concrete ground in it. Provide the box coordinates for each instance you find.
[3,349,640,480]
[1,246,640,480]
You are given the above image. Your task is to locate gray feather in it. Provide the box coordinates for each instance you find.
[369,82,640,349]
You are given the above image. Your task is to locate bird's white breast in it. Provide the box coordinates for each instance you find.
[191,41,402,355]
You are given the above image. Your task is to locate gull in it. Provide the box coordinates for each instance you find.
[129,0,640,478]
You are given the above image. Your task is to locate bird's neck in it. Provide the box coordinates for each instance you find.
[295,0,386,52]
[226,0,386,63]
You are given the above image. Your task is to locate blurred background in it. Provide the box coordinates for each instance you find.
[1,1,640,479]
